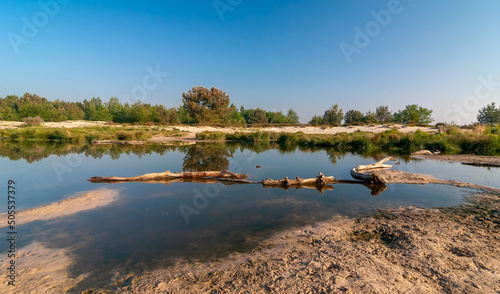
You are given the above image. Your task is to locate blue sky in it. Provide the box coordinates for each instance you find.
[1,0,499,124]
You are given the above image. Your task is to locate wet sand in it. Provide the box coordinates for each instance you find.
[0,188,119,228]
[412,154,500,167]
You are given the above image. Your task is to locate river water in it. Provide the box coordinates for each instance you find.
[0,142,497,290]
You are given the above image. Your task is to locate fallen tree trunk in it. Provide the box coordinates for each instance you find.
[89,170,248,183]
[355,157,396,171]
[261,173,336,187]
[89,170,387,195]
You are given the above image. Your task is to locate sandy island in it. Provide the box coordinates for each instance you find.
[0,188,119,229]
[1,189,119,293]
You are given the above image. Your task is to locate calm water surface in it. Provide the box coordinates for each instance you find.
[0,142,497,290]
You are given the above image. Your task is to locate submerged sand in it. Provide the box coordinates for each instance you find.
[0,188,119,228]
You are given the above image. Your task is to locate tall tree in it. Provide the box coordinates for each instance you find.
[376,105,392,123]
[477,102,500,124]
[344,110,364,124]
[393,104,433,124]
[286,109,300,124]
[246,108,267,124]
[182,86,231,123]
[363,111,378,124]
[323,104,343,126]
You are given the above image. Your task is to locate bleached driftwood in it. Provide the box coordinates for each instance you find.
[89,170,387,195]
[261,172,336,187]
[355,157,396,171]
[89,170,248,183]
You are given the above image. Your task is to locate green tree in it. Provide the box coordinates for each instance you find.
[266,111,288,124]
[363,111,378,124]
[106,97,125,122]
[376,105,392,123]
[393,104,433,124]
[477,102,500,124]
[286,109,300,124]
[128,102,149,123]
[223,104,245,125]
[344,110,364,124]
[323,104,343,126]
[309,115,324,126]
[246,108,267,124]
[182,86,231,124]
[83,97,113,121]
[0,95,20,121]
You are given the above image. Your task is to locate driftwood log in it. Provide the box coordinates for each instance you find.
[89,170,387,195]
[89,170,248,183]
[355,157,396,171]
[262,172,335,186]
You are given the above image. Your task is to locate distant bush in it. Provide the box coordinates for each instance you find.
[23,116,44,126]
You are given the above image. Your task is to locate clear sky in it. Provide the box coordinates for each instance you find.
[1,0,499,124]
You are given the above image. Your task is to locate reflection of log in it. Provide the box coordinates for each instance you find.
[369,183,387,196]
[462,162,500,168]
[356,157,396,171]
[92,140,145,145]
[88,170,248,183]
[264,183,334,194]
[93,178,259,185]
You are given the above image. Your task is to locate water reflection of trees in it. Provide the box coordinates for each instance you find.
[0,140,419,165]
[0,141,179,163]
[181,143,233,172]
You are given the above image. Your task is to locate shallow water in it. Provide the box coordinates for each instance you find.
[0,142,496,290]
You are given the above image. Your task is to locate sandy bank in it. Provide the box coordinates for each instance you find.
[169,124,437,136]
[412,154,500,167]
[1,242,89,293]
[0,120,436,135]
[0,188,119,228]
[0,120,109,129]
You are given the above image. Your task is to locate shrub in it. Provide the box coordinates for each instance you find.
[23,116,44,127]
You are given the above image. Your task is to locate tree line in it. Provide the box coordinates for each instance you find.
[309,104,434,126]
[0,88,299,125]
[1,87,498,125]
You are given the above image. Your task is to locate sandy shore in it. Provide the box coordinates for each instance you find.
[1,242,90,293]
[113,178,500,294]
[0,188,119,228]
[412,154,500,167]
[0,120,109,129]
[0,120,436,135]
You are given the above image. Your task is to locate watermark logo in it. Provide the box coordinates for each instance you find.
[51,153,83,182]
[339,0,405,63]
[7,0,71,54]
[443,74,499,123]
[213,0,243,21]
[178,150,255,225]
[121,64,169,105]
